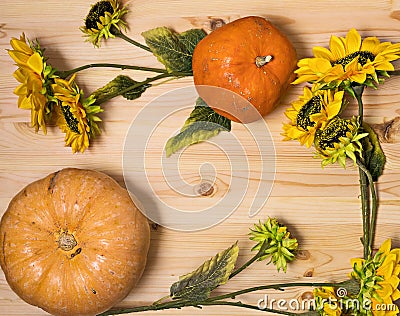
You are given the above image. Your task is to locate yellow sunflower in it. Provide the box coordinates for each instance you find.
[313,287,342,316]
[283,87,344,148]
[314,116,368,168]
[293,28,400,89]
[8,34,55,133]
[52,74,102,153]
[349,239,400,316]
[80,0,128,47]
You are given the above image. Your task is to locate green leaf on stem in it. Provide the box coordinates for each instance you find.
[141,27,206,73]
[170,242,239,301]
[90,75,151,104]
[165,98,231,157]
[362,122,386,181]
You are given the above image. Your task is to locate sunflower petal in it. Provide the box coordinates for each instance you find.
[27,52,43,75]
[345,28,362,54]
[379,239,392,255]
[10,36,32,54]
[392,288,400,301]
[8,50,30,65]
[14,83,27,96]
[308,57,333,73]
[313,46,334,60]
[329,35,346,60]
[13,68,27,83]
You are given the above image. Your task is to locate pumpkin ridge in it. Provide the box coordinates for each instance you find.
[40,232,110,314]
[11,249,60,305]
[48,170,102,231]
[39,258,77,314]
[68,197,97,232]
[2,230,57,275]
[8,181,57,232]
[72,170,130,232]
[259,65,283,94]
[67,260,101,312]
[47,170,60,194]
[0,231,7,272]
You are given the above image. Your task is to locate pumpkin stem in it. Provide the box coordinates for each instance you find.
[255,55,273,67]
[58,231,78,251]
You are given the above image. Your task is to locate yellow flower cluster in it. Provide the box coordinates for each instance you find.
[8,34,52,133]
[313,239,400,316]
[292,28,400,89]
[350,239,400,316]
[8,35,102,153]
[80,0,128,47]
[284,29,400,168]
[52,75,102,153]
[313,287,342,316]
[283,87,343,148]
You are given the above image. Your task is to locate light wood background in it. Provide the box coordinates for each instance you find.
[1,0,400,315]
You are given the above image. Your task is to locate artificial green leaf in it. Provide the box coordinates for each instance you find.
[170,242,239,301]
[90,75,151,104]
[141,27,206,73]
[165,98,231,157]
[178,29,207,53]
[362,122,386,181]
[181,98,231,131]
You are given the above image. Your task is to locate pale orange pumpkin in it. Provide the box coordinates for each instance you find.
[0,168,150,316]
[192,16,297,123]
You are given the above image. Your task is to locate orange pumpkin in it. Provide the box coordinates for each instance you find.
[192,16,297,123]
[0,168,150,316]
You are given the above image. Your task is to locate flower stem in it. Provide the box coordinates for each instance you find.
[99,299,301,316]
[206,281,344,302]
[115,32,152,52]
[56,64,192,79]
[356,159,378,257]
[359,165,370,259]
[98,281,344,315]
[200,300,299,315]
[352,85,371,259]
[229,241,269,280]
[98,299,187,315]
[110,25,152,52]
[353,85,365,123]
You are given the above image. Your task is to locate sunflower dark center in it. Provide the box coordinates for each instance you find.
[296,96,323,130]
[61,105,80,134]
[331,51,375,67]
[85,1,114,30]
[316,117,351,150]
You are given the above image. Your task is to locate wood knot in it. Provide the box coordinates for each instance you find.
[301,291,314,301]
[372,116,400,143]
[210,18,226,31]
[295,250,311,260]
[303,268,314,277]
[195,181,214,196]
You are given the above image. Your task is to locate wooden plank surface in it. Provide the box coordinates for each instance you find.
[1,0,400,315]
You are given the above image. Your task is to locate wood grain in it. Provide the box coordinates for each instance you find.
[1,0,400,315]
